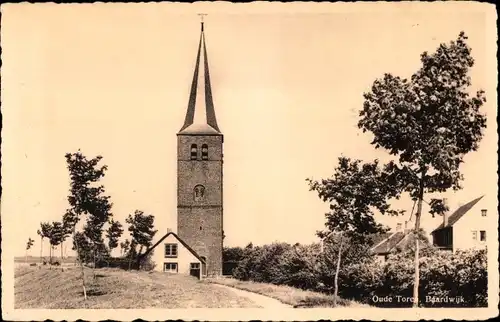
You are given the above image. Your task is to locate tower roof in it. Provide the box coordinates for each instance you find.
[178,22,222,136]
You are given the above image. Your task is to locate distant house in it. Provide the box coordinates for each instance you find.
[142,231,206,279]
[431,195,488,252]
[370,222,428,263]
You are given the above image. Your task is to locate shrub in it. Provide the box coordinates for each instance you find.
[139,252,156,271]
[230,240,487,308]
[277,244,321,290]
[95,257,139,270]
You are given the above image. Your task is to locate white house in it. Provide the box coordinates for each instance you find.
[141,231,206,279]
[431,195,489,252]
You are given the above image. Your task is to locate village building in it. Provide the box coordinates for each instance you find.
[371,195,490,262]
[431,195,488,252]
[143,21,224,278]
[370,221,427,263]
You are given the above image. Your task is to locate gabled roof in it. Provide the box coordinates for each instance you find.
[178,22,222,136]
[370,232,406,255]
[141,231,205,263]
[369,232,392,247]
[431,195,484,233]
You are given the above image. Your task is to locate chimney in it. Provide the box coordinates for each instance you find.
[167,228,172,233]
[396,223,402,232]
[442,198,449,227]
[404,220,413,233]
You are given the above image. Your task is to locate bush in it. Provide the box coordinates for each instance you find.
[139,252,156,271]
[230,240,487,308]
[95,257,139,270]
[344,248,488,307]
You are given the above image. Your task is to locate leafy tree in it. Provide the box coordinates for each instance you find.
[357,32,487,306]
[73,231,93,263]
[25,237,35,264]
[106,219,124,256]
[64,150,113,299]
[120,239,131,258]
[126,210,157,268]
[49,221,65,262]
[307,157,398,306]
[62,210,79,264]
[38,222,53,263]
[36,228,45,264]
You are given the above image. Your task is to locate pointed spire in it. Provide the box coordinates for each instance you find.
[179,19,221,135]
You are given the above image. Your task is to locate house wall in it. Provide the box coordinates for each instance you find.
[150,234,201,276]
[452,197,490,252]
[432,227,453,250]
[374,254,387,264]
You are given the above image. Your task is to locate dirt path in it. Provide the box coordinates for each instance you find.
[211,284,293,309]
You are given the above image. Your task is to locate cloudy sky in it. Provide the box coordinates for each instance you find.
[2,2,497,257]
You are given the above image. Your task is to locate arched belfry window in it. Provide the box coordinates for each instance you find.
[190,144,198,160]
[201,144,208,160]
[194,184,205,202]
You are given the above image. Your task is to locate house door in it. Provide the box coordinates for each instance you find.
[190,263,201,279]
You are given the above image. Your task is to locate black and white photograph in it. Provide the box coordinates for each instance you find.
[1,2,498,321]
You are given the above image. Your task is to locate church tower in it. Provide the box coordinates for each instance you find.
[177,21,223,276]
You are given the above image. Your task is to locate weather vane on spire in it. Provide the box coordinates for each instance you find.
[198,13,207,31]
[198,13,208,22]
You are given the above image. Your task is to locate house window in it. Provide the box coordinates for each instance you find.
[480,231,486,241]
[472,231,478,241]
[202,144,208,160]
[165,243,178,258]
[481,209,487,217]
[164,263,178,272]
[190,144,198,160]
[190,263,200,269]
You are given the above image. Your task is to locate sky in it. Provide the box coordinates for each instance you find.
[1,3,497,257]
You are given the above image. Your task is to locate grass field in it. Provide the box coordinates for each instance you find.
[205,277,369,308]
[15,256,77,264]
[15,267,260,309]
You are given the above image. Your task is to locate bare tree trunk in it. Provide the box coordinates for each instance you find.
[49,245,52,270]
[137,245,144,270]
[333,231,344,307]
[40,237,43,265]
[73,229,87,302]
[93,247,97,280]
[25,249,28,265]
[128,243,135,270]
[413,175,425,308]
[128,250,133,270]
[61,242,64,272]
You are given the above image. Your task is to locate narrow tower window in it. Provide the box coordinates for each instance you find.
[191,144,198,160]
[194,185,205,202]
[202,144,208,160]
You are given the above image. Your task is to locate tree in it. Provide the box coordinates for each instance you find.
[38,222,53,264]
[357,32,487,307]
[106,219,124,256]
[36,229,44,264]
[49,221,65,264]
[26,237,35,264]
[307,157,400,306]
[64,150,113,299]
[126,210,157,268]
[120,239,131,258]
[62,210,79,264]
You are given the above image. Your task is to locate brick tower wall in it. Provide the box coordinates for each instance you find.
[177,135,223,276]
